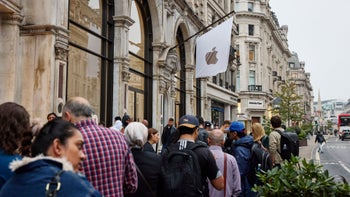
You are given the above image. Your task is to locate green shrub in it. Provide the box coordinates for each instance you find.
[298,130,307,140]
[252,156,350,196]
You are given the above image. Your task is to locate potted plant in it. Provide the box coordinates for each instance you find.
[252,156,350,196]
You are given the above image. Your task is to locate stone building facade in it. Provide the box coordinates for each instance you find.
[0,0,314,133]
[0,0,241,131]
[234,0,292,128]
[287,52,313,122]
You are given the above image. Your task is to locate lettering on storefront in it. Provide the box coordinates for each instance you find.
[248,100,264,108]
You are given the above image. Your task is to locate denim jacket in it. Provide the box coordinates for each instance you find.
[0,156,101,197]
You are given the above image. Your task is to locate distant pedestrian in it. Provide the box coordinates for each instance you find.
[0,102,31,190]
[315,131,326,153]
[47,112,57,122]
[62,97,137,196]
[208,129,241,197]
[110,116,123,132]
[161,118,176,151]
[142,119,149,128]
[197,116,209,146]
[143,128,160,153]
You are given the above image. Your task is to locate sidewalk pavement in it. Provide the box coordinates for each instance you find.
[298,134,317,161]
[299,134,330,163]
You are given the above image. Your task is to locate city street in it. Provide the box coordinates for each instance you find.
[315,135,350,182]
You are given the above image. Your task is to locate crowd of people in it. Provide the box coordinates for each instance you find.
[0,97,293,197]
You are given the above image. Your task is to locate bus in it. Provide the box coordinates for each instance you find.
[338,113,350,140]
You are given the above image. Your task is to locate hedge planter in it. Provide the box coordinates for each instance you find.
[299,138,307,146]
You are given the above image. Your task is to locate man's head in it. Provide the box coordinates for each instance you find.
[122,114,131,128]
[270,115,282,129]
[167,118,174,126]
[208,129,225,146]
[142,119,149,127]
[114,116,121,122]
[228,121,245,140]
[177,115,199,137]
[198,116,204,128]
[204,121,212,131]
[62,97,94,123]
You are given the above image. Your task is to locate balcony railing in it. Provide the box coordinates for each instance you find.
[248,85,262,92]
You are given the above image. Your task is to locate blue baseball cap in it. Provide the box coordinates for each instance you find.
[178,115,199,129]
[229,121,245,132]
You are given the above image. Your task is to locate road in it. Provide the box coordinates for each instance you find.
[316,135,350,182]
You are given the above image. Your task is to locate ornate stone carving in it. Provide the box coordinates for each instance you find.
[159,80,167,94]
[122,65,130,82]
[55,46,68,61]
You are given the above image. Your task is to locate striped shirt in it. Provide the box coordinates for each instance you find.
[76,119,137,197]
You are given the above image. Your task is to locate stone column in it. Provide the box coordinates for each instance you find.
[112,15,134,119]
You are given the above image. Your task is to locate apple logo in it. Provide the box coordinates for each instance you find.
[205,47,218,65]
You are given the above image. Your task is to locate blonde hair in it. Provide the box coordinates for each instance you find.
[251,122,265,142]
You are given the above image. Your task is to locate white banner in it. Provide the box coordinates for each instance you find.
[195,17,233,78]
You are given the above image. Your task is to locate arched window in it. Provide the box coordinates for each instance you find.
[129,0,153,123]
[175,29,186,120]
[68,0,114,124]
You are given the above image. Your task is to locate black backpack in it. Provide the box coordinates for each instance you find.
[276,130,299,160]
[248,142,272,185]
[251,143,272,172]
[161,143,205,197]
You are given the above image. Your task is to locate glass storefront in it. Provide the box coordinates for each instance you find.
[128,0,153,123]
[68,0,114,124]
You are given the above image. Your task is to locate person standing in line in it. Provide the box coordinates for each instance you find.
[141,119,149,128]
[268,116,284,168]
[0,119,101,197]
[0,102,31,190]
[315,131,326,153]
[228,121,255,197]
[47,112,58,122]
[161,118,176,151]
[143,128,160,153]
[161,115,224,196]
[110,116,123,132]
[251,123,269,150]
[208,129,241,197]
[197,117,209,146]
[62,97,137,197]
[124,122,162,197]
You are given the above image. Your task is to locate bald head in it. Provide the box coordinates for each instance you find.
[62,97,94,122]
[208,129,225,146]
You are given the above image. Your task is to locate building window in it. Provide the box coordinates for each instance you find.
[249,70,256,85]
[248,24,254,36]
[129,0,153,123]
[175,29,187,120]
[249,44,255,61]
[289,62,295,68]
[68,0,114,124]
[248,2,254,12]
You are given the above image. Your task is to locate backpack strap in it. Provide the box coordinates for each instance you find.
[274,130,283,154]
[223,153,227,197]
[135,163,156,197]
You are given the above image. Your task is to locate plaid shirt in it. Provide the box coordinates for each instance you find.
[75,119,137,197]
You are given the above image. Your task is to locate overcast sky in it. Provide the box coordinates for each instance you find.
[269,0,350,102]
